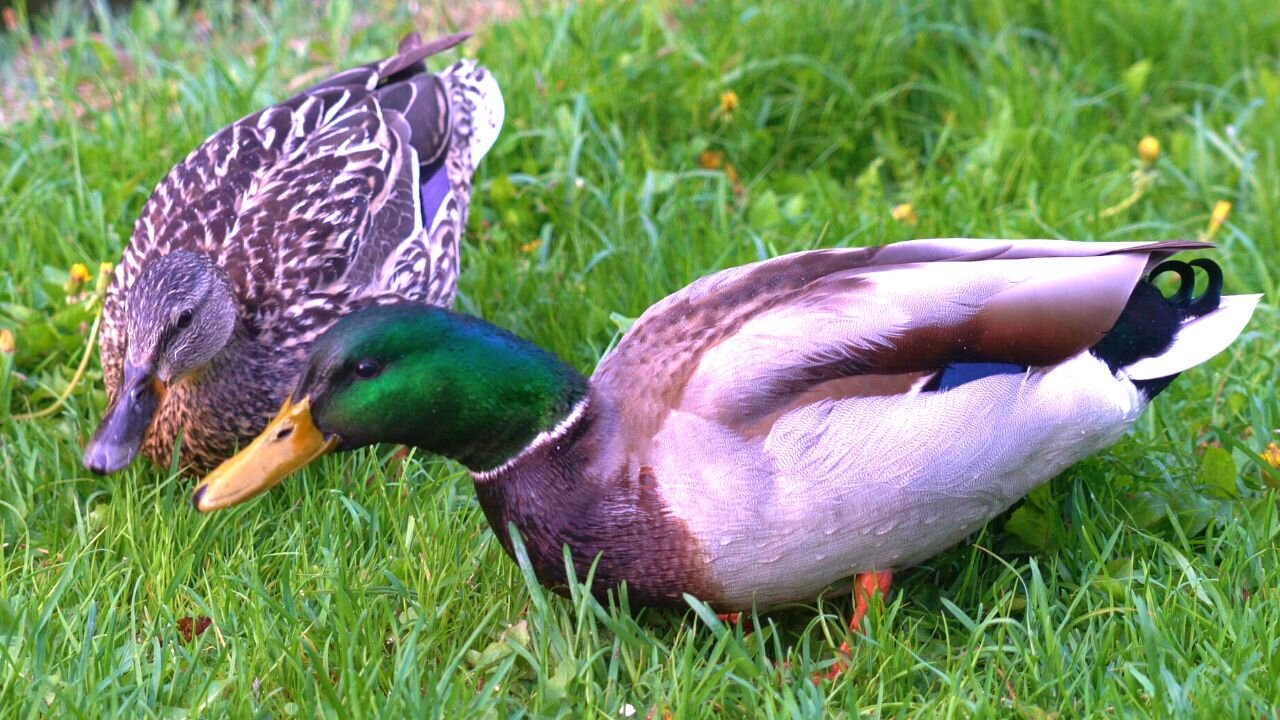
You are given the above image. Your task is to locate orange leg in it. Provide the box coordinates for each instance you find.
[820,570,893,683]
[716,612,755,633]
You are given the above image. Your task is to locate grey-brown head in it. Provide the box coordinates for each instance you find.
[83,250,238,474]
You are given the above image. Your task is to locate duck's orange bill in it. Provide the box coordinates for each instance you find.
[191,395,338,512]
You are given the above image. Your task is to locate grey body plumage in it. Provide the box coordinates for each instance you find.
[479,239,1259,607]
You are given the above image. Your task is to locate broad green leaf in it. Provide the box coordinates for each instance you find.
[1198,445,1238,498]
[1123,59,1154,98]
[464,620,531,672]
[1005,503,1057,552]
[747,189,782,227]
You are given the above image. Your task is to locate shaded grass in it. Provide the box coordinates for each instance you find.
[1,0,1279,716]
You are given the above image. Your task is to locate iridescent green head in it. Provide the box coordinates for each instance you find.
[193,303,588,511]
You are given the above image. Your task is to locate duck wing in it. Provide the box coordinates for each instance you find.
[377,58,505,307]
[592,238,1217,440]
[100,32,481,386]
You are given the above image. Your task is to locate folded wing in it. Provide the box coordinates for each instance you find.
[594,239,1214,439]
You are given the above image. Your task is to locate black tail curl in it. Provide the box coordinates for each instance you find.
[1090,258,1226,398]
[1146,258,1223,320]
[922,257,1228,396]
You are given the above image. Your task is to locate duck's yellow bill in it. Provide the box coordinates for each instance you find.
[191,395,338,512]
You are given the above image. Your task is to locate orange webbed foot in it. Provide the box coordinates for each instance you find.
[716,612,755,633]
[817,570,893,684]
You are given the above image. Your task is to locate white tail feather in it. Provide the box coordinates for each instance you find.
[1123,294,1262,380]
[444,60,505,168]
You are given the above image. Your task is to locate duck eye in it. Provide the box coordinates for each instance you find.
[176,309,194,329]
[354,359,381,379]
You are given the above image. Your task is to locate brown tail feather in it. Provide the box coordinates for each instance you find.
[378,31,473,79]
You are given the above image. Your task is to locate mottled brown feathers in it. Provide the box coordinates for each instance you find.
[97,34,500,471]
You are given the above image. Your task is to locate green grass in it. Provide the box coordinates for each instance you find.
[2,0,1279,715]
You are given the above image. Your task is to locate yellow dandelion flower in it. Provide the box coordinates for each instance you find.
[520,239,542,255]
[1138,136,1160,165]
[0,327,13,355]
[1263,442,1280,469]
[65,262,92,296]
[719,90,740,115]
[1206,200,1232,239]
[891,203,919,226]
[698,149,725,171]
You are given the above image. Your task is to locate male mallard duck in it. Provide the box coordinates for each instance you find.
[83,32,504,474]
[192,239,1258,645]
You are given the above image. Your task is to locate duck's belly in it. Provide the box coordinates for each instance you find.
[651,353,1144,609]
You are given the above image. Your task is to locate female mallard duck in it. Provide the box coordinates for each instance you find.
[192,239,1258,633]
[83,32,504,474]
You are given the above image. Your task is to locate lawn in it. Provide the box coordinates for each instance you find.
[2,0,1280,716]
